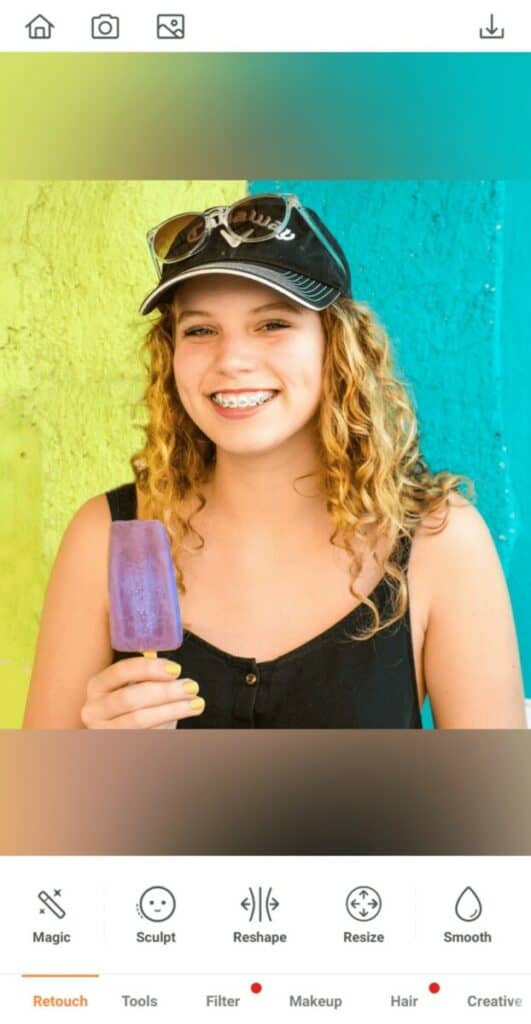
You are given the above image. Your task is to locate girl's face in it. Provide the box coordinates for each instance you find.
[172,275,326,457]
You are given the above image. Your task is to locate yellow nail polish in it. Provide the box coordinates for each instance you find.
[189,697,205,711]
[164,662,182,677]
[183,680,199,695]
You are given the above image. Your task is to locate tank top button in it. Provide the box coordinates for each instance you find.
[245,672,257,686]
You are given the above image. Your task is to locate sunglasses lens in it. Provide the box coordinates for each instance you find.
[227,196,287,240]
[153,214,206,262]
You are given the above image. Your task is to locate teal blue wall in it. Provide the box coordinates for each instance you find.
[251,181,531,723]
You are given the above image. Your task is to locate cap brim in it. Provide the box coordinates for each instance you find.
[139,262,341,316]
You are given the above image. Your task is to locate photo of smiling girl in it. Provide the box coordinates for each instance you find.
[23,193,526,729]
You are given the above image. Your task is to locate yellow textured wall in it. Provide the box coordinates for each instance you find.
[0,180,246,727]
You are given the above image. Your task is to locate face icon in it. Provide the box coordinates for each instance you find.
[137,886,176,922]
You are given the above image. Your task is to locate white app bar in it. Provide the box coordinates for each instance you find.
[0,1,526,52]
[0,856,530,1018]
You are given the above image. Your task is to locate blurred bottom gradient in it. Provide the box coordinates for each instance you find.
[3,731,531,855]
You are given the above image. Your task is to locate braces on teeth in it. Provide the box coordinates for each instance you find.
[212,391,276,408]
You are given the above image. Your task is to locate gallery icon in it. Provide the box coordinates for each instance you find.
[38,889,66,919]
[25,15,54,39]
[137,886,176,922]
[346,886,382,921]
[240,887,279,923]
[157,14,185,39]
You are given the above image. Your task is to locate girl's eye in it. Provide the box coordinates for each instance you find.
[261,320,291,331]
[183,326,213,337]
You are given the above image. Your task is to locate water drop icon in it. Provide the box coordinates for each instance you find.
[455,886,482,922]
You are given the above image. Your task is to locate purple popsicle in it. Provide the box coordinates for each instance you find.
[108,520,183,655]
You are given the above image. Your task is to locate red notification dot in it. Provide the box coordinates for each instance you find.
[429,982,440,994]
[251,982,262,994]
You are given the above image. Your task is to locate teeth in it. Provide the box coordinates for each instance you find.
[211,390,276,409]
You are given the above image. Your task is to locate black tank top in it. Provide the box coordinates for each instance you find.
[106,483,422,729]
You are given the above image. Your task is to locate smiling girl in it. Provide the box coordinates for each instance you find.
[23,194,526,729]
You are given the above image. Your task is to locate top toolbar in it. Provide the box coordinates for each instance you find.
[1,2,527,52]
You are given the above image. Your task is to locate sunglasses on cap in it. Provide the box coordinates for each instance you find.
[146,193,347,279]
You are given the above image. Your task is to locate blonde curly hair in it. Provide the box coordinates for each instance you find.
[130,294,472,640]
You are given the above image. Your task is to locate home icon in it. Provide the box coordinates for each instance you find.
[25,14,55,39]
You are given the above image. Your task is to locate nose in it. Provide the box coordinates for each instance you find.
[212,330,258,373]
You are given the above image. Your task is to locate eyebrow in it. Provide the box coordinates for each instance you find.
[175,300,303,326]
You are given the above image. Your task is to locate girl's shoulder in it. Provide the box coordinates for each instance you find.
[413,491,492,558]
[61,490,115,586]
[409,494,525,727]
[409,491,502,628]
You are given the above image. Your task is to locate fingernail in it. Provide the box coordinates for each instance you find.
[183,680,199,695]
[189,697,205,711]
[164,662,182,676]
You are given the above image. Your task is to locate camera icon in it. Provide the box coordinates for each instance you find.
[91,14,120,39]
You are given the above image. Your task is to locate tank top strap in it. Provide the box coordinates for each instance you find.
[105,481,137,521]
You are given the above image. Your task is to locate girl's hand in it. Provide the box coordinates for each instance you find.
[80,658,205,729]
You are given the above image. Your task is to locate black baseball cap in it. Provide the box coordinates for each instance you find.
[139,197,352,315]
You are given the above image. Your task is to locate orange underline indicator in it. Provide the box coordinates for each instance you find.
[21,974,100,979]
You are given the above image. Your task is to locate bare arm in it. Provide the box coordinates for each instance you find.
[419,498,526,728]
[23,495,113,728]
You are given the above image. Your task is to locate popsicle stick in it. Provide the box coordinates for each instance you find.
[142,651,157,659]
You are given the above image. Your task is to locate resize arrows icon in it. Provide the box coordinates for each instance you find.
[346,885,383,922]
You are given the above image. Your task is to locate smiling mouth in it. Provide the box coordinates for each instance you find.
[209,390,279,409]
